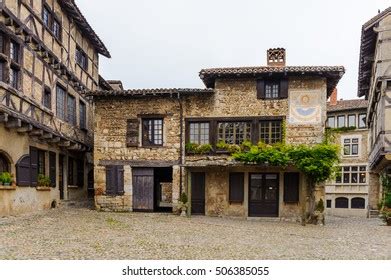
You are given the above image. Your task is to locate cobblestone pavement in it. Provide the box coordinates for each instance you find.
[0,208,390,260]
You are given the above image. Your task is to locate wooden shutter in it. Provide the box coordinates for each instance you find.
[16,155,30,186]
[126,119,139,147]
[284,172,300,203]
[256,80,265,99]
[49,152,56,188]
[116,166,124,195]
[229,173,244,203]
[77,159,84,188]
[30,147,38,187]
[105,165,115,195]
[280,79,288,99]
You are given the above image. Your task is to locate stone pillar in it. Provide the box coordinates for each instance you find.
[171,165,181,212]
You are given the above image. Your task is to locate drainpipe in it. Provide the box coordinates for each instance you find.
[178,92,184,195]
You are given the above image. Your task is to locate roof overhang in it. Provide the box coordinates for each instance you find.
[87,88,214,98]
[199,66,345,97]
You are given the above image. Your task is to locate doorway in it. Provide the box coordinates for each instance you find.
[191,172,206,215]
[249,173,279,217]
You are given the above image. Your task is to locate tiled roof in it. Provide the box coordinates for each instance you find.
[59,0,110,58]
[358,7,391,97]
[199,66,345,96]
[327,99,368,112]
[88,88,214,97]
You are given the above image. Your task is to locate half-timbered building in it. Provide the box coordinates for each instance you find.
[90,49,345,220]
[0,0,110,215]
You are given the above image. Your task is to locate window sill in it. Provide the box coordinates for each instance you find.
[0,185,16,191]
[36,186,51,191]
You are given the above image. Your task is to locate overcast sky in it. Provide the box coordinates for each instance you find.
[77,0,390,100]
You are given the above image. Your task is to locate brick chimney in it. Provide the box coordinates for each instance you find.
[267,48,286,67]
[330,88,338,105]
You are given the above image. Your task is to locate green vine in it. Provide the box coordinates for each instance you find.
[185,143,213,154]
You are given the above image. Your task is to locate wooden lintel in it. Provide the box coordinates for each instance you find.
[0,113,9,123]
[58,141,71,147]
[17,124,33,133]
[29,129,44,137]
[5,118,22,129]
[48,137,61,143]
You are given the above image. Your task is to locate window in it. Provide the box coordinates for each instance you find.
[284,172,300,203]
[43,7,50,27]
[142,119,163,146]
[337,115,345,128]
[327,116,335,128]
[67,94,76,125]
[0,61,4,82]
[358,113,366,128]
[351,197,365,209]
[52,19,61,40]
[56,85,66,120]
[0,153,10,173]
[260,120,282,144]
[335,197,349,208]
[43,87,51,109]
[126,119,139,147]
[0,33,3,53]
[79,101,86,129]
[68,158,74,185]
[218,122,251,145]
[336,166,367,184]
[229,173,244,203]
[265,81,279,99]
[10,41,19,63]
[76,46,88,70]
[326,199,332,208]
[348,114,356,127]
[9,68,19,89]
[343,138,359,156]
[189,122,210,145]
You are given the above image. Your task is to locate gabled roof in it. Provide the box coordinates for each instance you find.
[327,99,368,112]
[59,0,110,58]
[358,7,391,98]
[88,88,214,97]
[199,66,345,96]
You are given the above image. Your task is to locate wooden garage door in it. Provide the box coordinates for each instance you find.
[132,168,154,211]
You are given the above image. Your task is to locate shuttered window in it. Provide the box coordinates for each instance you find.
[49,152,56,188]
[16,155,30,187]
[257,79,288,99]
[229,173,244,203]
[284,172,300,203]
[126,119,139,147]
[105,165,124,196]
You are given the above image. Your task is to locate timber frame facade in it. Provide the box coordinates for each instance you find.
[89,49,345,220]
[0,0,110,216]
[358,7,391,195]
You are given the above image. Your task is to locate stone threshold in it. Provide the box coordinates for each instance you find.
[36,186,51,191]
[0,185,16,191]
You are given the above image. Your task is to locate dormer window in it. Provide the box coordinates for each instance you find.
[76,46,88,70]
[256,79,288,100]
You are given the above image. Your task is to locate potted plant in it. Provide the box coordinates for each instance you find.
[313,199,325,225]
[177,192,189,217]
[0,172,13,186]
[37,174,51,189]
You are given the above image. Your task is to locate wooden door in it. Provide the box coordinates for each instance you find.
[59,155,64,200]
[249,173,279,217]
[191,172,205,215]
[132,168,154,211]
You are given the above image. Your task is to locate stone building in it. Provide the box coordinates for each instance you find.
[358,8,391,195]
[325,92,379,217]
[90,48,345,220]
[0,0,110,216]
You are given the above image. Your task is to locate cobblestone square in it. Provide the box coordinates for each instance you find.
[0,209,390,260]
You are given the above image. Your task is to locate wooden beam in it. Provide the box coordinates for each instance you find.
[5,118,22,129]
[68,143,81,150]
[29,129,44,137]
[58,141,71,147]
[40,132,53,140]
[0,113,9,123]
[17,123,33,133]
[48,137,61,143]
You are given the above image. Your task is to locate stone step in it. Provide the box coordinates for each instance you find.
[368,209,380,218]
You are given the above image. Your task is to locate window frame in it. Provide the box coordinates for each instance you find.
[264,81,280,99]
[142,118,164,146]
[217,121,252,145]
[348,114,356,127]
[56,84,67,121]
[76,46,88,70]
[358,113,367,129]
[79,100,87,130]
[189,122,210,145]
[342,136,360,157]
[67,94,76,126]
[43,87,52,109]
[259,120,282,144]
[42,3,62,42]
[327,116,335,128]
[337,115,345,128]
[335,165,367,185]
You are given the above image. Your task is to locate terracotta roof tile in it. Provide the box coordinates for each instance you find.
[88,88,214,97]
[327,99,368,112]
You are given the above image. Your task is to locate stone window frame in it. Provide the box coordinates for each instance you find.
[327,116,335,128]
[335,164,367,185]
[341,135,362,157]
[337,115,345,128]
[358,113,367,129]
[264,81,280,99]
